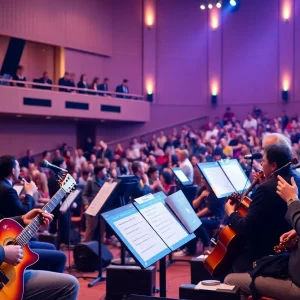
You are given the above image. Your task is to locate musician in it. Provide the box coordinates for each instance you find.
[224,143,300,272]
[0,155,67,273]
[224,175,300,300]
[0,155,36,216]
[0,209,79,299]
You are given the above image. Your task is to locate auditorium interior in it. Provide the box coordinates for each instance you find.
[1,0,300,299]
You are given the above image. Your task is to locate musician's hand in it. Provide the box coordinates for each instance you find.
[84,204,89,211]
[19,194,25,202]
[4,245,23,266]
[277,176,298,202]
[252,171,265,184]
[224,200,237,216]
[24,181,37,196]
[22,209,53,226]
[201,190,210,198]
[280,229,297,244]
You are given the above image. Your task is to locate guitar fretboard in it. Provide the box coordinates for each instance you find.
[16,189,66,247]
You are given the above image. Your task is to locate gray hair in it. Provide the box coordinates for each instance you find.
[263,133,292,151]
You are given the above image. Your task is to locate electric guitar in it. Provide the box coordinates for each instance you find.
[0,174,76,300]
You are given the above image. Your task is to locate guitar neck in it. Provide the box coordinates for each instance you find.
[15,188,66,247]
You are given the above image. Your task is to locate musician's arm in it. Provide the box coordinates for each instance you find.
[228,185,267,235]
[286,200,300,235]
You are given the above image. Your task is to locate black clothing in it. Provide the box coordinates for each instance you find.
[0,179,34,217]
[228,169,300,272]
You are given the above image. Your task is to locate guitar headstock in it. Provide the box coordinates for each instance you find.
[58,173,77,194]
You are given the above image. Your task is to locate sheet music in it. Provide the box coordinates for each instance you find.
[102,204,170,268]
[60,189,81,213]
[198,162,235,198]
[219,159,250,192]
[166,190,201,233]
[85,181,118,216]
[134,193,155,204]
[135,193,191,251]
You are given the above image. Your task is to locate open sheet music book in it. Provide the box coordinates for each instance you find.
[197,159,250,198]
[102,191,201,268]
[85,180,119,217]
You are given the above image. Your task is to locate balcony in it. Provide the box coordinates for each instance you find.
[0,80,150,123]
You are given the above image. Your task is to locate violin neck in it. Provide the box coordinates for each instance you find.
[241,177,260,199]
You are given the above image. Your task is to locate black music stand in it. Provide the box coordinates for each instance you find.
[84,179,120,287]
[59,188,82,273]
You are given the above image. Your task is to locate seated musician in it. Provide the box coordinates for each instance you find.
[224,175,300,300]
[224,143,300,272]
[0,155,67,273]
[175,174,224,256]
[0,209,79,299]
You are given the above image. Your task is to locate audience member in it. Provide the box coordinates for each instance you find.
[36,71,52,90]
[58,72,71,92]
[98,77,110,96]
[116,79,130,98]
[90,77,100,95]
[12,65,27,87]
[77,73,89,93]
[97,140,114,162]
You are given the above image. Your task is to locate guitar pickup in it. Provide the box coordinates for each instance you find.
[0,269,9,285]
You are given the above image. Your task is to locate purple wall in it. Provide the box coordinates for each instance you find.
[222,0,279,105]
[65,0,143,95]
[0,118,76,158]
[2,0,300,155]
[0,0,112,56]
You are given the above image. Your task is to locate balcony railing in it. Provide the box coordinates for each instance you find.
[0,79,150,123]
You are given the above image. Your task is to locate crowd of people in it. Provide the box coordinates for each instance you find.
[2,106,300,299]
[1,65,136,99]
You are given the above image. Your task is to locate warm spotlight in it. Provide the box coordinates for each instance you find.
[230,0,237,6]
[216,2,222,8]
[200,4,206,10]
[208,3,213,9]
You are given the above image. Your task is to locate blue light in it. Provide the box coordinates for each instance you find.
[230,0,237,6]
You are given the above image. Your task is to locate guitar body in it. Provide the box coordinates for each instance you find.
[0,219,38,300]
[204,196,252,277]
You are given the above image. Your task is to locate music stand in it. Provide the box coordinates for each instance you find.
[84,179,120,287]
[60,188,82,273]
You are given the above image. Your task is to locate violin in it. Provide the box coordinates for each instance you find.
[204,171,265,276]
[274,236,299,254]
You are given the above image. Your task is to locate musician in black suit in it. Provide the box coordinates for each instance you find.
[98,77,110,96]
[224,175,300,300]
[132,161,151,199]
[0,209,79,299]
[115,79,130,98]
[0,155,36,217]
[224,143,300,272]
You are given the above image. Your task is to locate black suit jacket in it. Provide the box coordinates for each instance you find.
[115,85,129,98]
[96,148,114,162]
[286,200,300,287]
[77,81,89,94]
[228,169,300,272]
[37,77,52,90]
[58,78,71,92]
[0,179,35,218]
[98,83,109,96]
